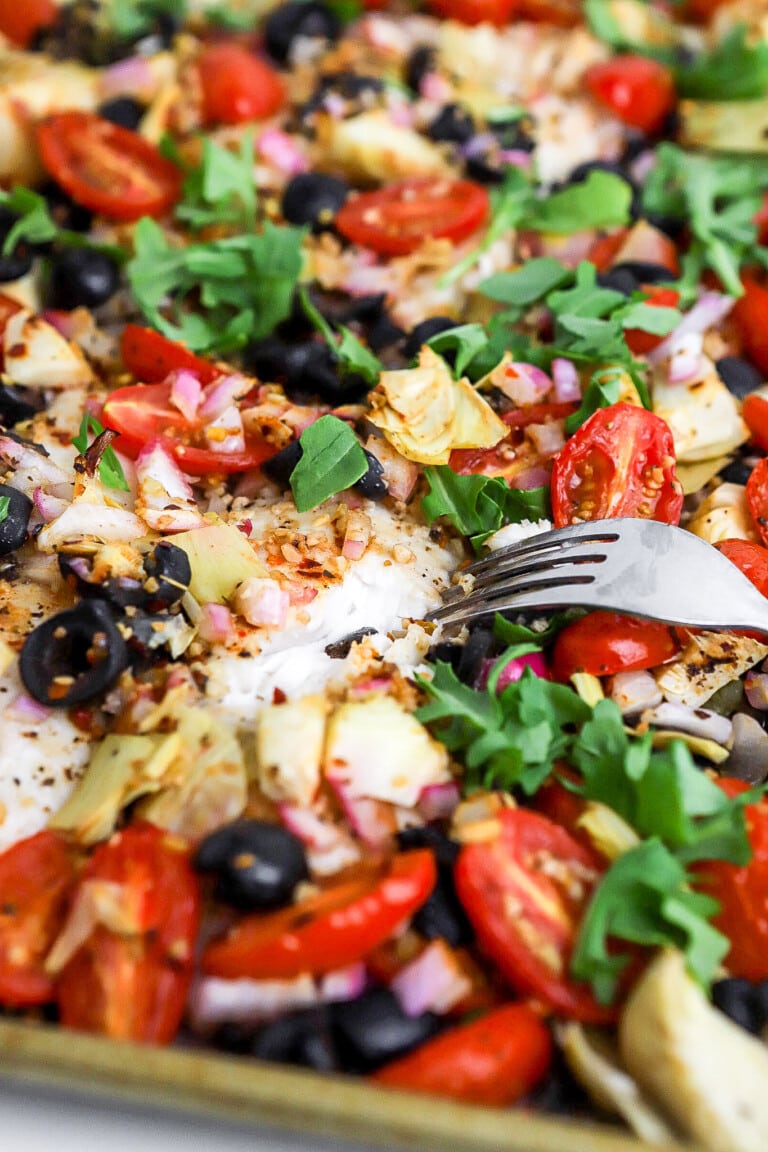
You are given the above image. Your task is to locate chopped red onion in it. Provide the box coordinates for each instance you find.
[498,149,533,170]
[189,974,317,1031]
[364,436,418,502]
[342,509,371,560]
[319,963,367,1002]
[461,133,497,160]
[417,780,461,822]
[234,577,290,628]
[197,603,235,646]
[477,651,550,691]
[204,404,246,455]
[609,669,662,715]
[552,357,581,403]
[257,129,309,175]
[510,464,552,490]
[169,370,202,422]
[745,671,768,711]
[391,941,472,1017]
[327,776,396,849]
[100,55,154,99]
[32,486,69,523]
[526,420,566,458]
[495,362,552,405]
[666,332,704,385]
[135,439,203,532]
[648,292,735,365]
[5,693,51,723]
[199,374,250,421]
[421,71,454,102]
[41,310,75,338]
[279,804,362,876]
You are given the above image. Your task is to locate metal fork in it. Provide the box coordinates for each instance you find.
[429,518,768,634]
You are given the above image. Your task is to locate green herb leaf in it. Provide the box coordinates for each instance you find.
[107,0,186,39]
[175,133,256,232]
[421,466,550,550]
[72,414,130,492]
[493,610,580,646]
[571,838,730,1004]
[0,188,125,263]
[526,171,633,234]
[440,167,535,287]
[479,257,573,310]
[564,366,623,435]
[678,25,768,101]
[299,288,383,385]
[289,415,368,512]
[425,323,488,377]
[0,495,10,525]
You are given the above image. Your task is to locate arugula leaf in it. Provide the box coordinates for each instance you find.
[676,25,768,101]
[175,133,256,232]
[564,366,623,434]
[526,171,633,234]
[425,324,488,377]
[421,466,550,550]
[289,415,368,512]
[493,610,580,646]
[571,838,730,1004]
[107,0,186,39]
[299,288,382,385]
[441,167,534,287]
[479,257,573,311]
[203,5,257,29]
[128,217,304,354]
[0,188,124,263]
[0,495,9,525]
[72,414,129,492]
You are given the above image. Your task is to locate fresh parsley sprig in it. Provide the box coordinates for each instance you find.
[421,466,550,551]
[171,133,257,233]
[0,188,124,263]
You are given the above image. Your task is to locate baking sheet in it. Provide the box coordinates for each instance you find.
[0,1018,691,1152]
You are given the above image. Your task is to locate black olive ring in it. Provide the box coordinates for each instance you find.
[19,599,129,707]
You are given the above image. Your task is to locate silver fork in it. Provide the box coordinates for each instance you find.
[429,518,768,634]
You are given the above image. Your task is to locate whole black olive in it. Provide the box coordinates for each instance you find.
[712,978,761,1034]
[397,826,460,869]
[264,0,341,65]
[0,484,31,556]
[0,383,43,426]
[143,541,191,609]
[612,260,675,286]
[281,173,350,232]
[412,872,474,947]
[367,312,405,352]
[0,208,32,283]
[402,316,456,360]
[48,247,120,309]
[98,95,145,130]
[720,458,754,486]
[194,819,309,910]
[41,181,93,233]
[427,104,475,145]
[246,337,355,403]
[261,438,303,486]
[19,599,129,707]
[353,450,387,500]
[716,356,764,400]
[330,988,441,1071]
[252,1007,338,1071]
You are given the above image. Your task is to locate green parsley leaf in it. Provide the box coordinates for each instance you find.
[564,366,623,435]
[421,466,550,551]
[571,838,729,1004]
[289,415,368,513]
[479,257,572,311]
[175,133,256,232]
[526,171,633,234]
[203,5,256,29]
[676,25,768,101]
[440,167,535,287]
[299,288,383,385]
[493,610,580,646]
[425,323,488,377]
[0,495,9,525]
[127,217,304,354]
[72,414,129,492]
[0,188,125,263]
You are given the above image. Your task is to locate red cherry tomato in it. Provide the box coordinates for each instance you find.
[203,850,436,980]
[742,391,768,454]
[0,830,75,1008]
[455,808,613,1022]
[746,457,768,548]
[694,791,768,981]
[517,0,581,24]
[101,381,275,475]
[624,286,681,356]
[35,113,182,223]
[0,0,56,45]
[450,402,576,479]
[684,0,730,20]
[716,539,768,597]
[197,42,285,126]
[732,277,768,378]
[336,179,489,257]
[371,1002,552,1106]
[550,403,683,527]
[57,824,199,1044]
[550,611,680,682]
[584,56,676,135]
[425,0,517,25]
[121,324,221,385]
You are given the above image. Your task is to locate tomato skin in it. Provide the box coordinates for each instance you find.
[742,392,768,454]
[716,538,768,597]
[550,403,683,527]
[121,325,221,386]
[102,381,275,475]
[0,830,75,1008]
[550,611,680,682]
[371,1002,552,1106]
[57,824,200,1044]
[455,808,613,1022]
[425,0,516,24]
[584,56,676,135]
[624,286,680,356]
[197,43,285,125]
[732,277,768,378]
[746,458,768,548]
[0,0,56,45]
[36,113,181,223]
[336,179,489,257]
[203,850,437,980]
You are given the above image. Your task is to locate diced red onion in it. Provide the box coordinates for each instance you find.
[510,464,552,490]
[388,101,415,128]
[99,55,154,100]
[391,941,472,1017]
[32,486,69,523]
[526,420,565,458]
[278,804,362,876]
[609,669,662,715]
[421,71,453,102]
[365,436,418,502]
[417,780,461,822]
[477,651,550,691]
[327,776,396,849]
[745,671,768,711]
[5,693,52,723]
[136,440,203,532]
[666,332,704,385]
[552,357,581,403]
[204,404,246,455]
[285,582,318,607]
[169,369,202,422]
[199,374,250,421]
[257,129,309,175]
[498,149,533,170]
[495,362,552,405]
[342,509,371,560]
[0,435,70,488]
[323,91,347,118]
[648,292,735,365]
[319,963,367,1002]
[197,603,235,645]
[234,577,289,628]
[189,974,317,1031]
[41,310,75,338]
[349,676,392,698]
[461,133,496,160]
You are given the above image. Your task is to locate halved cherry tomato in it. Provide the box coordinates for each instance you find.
[121,324,221,386]
[57,824,199,1044]
[336,179,489,257]
[716,539,768,597]
[0,830,75,1008]
[624,286,681,356]
[197,42,285,125]
[203,850,436,980]
[694,789,768,981]
[425,0,517,24]
[371,1002,552,1106]
[732,276,768,378]
[746,457,768,548]
[742,391,768,454]
[101,381,275,474]
[550,403,683,527]
[36,113,182,223]
[0,0,56,45]
[550,610,680,682]
[587,222,679,278]
[584,56,676,135]
[455,809,612,1021]
[450,402,576,479]
[517,0,580,24]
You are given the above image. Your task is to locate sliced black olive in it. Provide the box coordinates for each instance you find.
[353,450,387,500]
[324,626,378,659]
[246,338,359,404]
[48,247,120,309]
[143,541,191,609]
[612,260,675,285]
[397,826,460,869]
[300,73,384,123]
[425,639,462,671]
[402,316,456,360]
[412,872,474,947]
[716,356,764,400]
[330,988,441,1071]
[427,104,475,145]
[405,45,434,94]
[97,95,145,130]
[489,118,535,153]
[712,978,761,1034]
[264,0,341,64]
[457,623,495,687]
[19,599,129,707]
[281,172,350,232]
[58,554,146,608]
[464,155,506,185]
[367,312,405,353]
[0,208,33,283]
[719,458,754,487]
[0,383,44,426]
[261,438,303,486]
[252,1007,339,1071]
[194,819,308,910]
[596,267,638,297]
[41,181,93,234]
[0,484,31,556]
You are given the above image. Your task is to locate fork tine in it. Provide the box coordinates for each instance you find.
[431,575,599,627]
[466,522,621,576]
[438,549,608,606]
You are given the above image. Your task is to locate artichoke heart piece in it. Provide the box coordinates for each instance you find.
[369,347,508,465]
[171,521,268,604]
[655,629,768,708]
[652,366,748,464]
[256,694,328,808]
[687,482,760,545]
[680,99,768,154]
[315,110,451,183]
